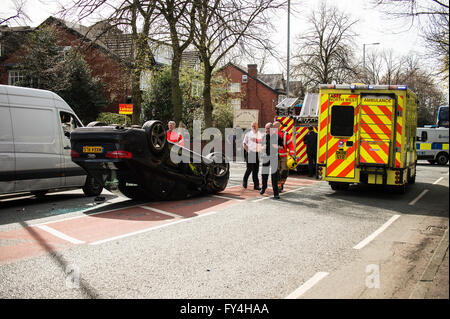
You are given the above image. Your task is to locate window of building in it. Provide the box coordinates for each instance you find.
[231,98,241,111]
[330,105,355,137]
[229,83,240,93]
[8,70,24,86]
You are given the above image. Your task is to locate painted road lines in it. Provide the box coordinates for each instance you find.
[285,272,329,299]
[433,177,444,185]
[353,215,401,250]
[139,206,184,219]
[211,194,245,201]
[408,189,429,206]
[89,211,220,245]
[252,187,305,203]
[36,225,85,244]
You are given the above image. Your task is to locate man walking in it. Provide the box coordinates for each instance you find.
[260,123,283,199]
[272,121,295,191]
[303,126,318,177]
[243,121,262,190]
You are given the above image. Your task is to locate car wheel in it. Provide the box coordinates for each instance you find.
[82,175,103,197]
[142,120,167,155]
[87,121,107,127]
[436,153,449,165]
[205,153,230,193]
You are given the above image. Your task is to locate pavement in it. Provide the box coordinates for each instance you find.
[410,228,449,299]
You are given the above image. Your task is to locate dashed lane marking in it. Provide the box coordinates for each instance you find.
[353,215,401,250]
[285,272,329,299]
[408,189,429,206]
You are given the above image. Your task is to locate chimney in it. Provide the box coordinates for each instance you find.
[247,64,257,78]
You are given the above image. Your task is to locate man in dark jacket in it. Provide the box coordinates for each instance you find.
[303,126,318,177]
[260,123,284,199]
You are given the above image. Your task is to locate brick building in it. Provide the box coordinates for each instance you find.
[215,62,287,128]
[0,17,133,114]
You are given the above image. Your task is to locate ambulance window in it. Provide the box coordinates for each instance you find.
[331,105,354,137]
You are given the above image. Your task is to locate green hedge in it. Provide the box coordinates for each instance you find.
[96,112,131,126]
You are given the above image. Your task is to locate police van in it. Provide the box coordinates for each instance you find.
[416,127,449,165]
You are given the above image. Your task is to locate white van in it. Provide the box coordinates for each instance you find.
[0,84,103,197]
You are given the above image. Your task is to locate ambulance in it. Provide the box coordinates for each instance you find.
[275,93,319,171]
[317,84,418,192]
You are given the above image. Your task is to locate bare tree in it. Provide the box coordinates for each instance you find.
[153,0,198,126]
[192,0,282,128]
[62,0,160,124]
[371,0,449,81]
[291,2,359,89]
[0,0,29,26]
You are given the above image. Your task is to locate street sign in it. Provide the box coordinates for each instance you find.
[119,104,133,115]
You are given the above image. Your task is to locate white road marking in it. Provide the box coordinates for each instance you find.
[139,206,183,218]
[285,272,329,299]
[433,177,444,185]
[408,189,429,206]
[210,194,245,201]
[252,187,305,202]
[89,211,220,245]
[36,225,85,244]
[353,215,401,250]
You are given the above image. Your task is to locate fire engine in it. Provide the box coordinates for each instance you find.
[317,84,418,193]
[275,93,320,172]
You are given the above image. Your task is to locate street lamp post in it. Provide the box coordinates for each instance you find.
[363,42,380,72]
[287,0,290,98]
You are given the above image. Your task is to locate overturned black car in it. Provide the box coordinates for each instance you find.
[70,120,229,201]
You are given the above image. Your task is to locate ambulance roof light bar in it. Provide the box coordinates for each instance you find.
[319,84,408,90]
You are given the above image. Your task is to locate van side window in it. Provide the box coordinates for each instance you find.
[330,105,354,137]
[60,112,81,137]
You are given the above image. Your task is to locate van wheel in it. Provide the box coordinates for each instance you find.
[329,182,349,191]
[436,153,449,165]
[31,190,48,197]
[82,175,103,197]
[142,120,167,155]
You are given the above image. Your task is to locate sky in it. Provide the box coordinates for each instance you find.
[2,0,427,75]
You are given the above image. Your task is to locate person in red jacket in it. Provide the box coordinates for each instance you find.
[273,121,295,191]
[166,121,184,147]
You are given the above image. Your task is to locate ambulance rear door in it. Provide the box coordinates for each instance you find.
[358,95,395,167]
[325,94,359,179]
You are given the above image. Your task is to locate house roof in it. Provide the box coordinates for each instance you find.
[217,62,286,95]
[38,17,135,66]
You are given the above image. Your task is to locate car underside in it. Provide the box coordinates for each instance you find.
[70,120,229,201]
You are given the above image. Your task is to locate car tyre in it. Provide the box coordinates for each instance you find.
[142,120,167,155]
[87,121,107,127]
[82,175,103,197]
[436,152,449,165]
[205,153,230,193]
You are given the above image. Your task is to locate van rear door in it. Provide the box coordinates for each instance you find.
[0,87,15,194]
[9,93,63,192]
[325,94,359,179]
